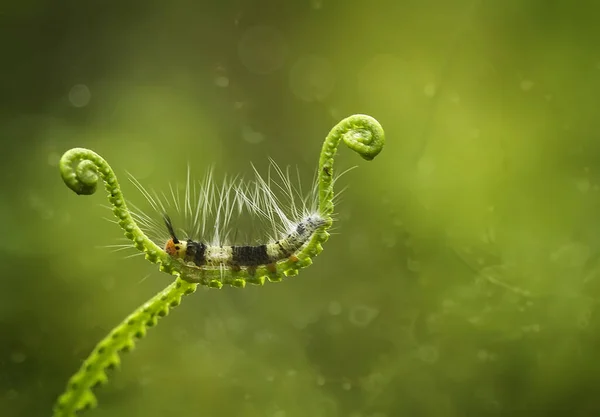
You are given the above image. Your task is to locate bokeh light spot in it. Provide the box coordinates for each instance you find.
[68,84,91,107]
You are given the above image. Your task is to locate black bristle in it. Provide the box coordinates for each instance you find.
[163,214,179,244]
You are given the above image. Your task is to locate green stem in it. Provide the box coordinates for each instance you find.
[292,114,385,264]
[53,278,196,416]
[318,114,385,217]
[54,114,385,416]
[59,148,181,278]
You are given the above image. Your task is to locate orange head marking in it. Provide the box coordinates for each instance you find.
[164,238,187,258]
[165,238,178,256]
[163,214,185,258]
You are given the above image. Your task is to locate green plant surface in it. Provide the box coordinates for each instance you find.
[53,113,385,417]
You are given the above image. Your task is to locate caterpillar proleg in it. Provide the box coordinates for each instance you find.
[54,114,385,417]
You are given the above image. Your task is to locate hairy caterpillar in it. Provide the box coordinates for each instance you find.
[54,114,385,417]
[125,160,346,287]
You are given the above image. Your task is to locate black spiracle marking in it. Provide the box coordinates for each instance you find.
[296,222,306,235]
[185,240,207,266]
[231,244,271,267]
[276,240,292,257]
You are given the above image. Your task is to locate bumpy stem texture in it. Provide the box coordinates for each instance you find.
[53,279,196,416]
[54,114,384,416]
[288,114,385,267]
[59,148,182,278]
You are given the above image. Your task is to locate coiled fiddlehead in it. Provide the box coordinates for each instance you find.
[276,114,386,273]
[59,148,180,277]
[53,114,385,416]
[55,150,197,416]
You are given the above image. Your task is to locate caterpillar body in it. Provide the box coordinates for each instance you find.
[128,160,332,287]
[163,213,327,268]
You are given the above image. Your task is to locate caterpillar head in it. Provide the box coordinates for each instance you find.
[163,214,187,259]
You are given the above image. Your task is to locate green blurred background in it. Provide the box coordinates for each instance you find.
[2,0,600,416]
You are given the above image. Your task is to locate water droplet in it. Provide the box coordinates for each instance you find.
[477,349,489,361]
[226,317,243,333]
[138,376,153,386]
[348,305,379,327]
[521,324,541,333]
[310,0,323,9]
[214,76,230,87]
[520,80,534,91]
[578,310,591,329]
[550,242,591,268]
[407,258,420,272]
[242,125,265,144]
[424,83,436,97]
[363,372,385,392]
[416,345,439,363]
[10,352,26,364]
[328,301,342,316]
[316,375,326,386]
[5,389,18,400]
[69,84,91,107]
[575,178,590,193]
[328,106,342,120]
[254,330,274,344]
[27,192,54,220]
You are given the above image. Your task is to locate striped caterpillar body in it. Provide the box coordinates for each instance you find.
[161,209,329,286]
[127,158,334,287]
[163,213,327,269]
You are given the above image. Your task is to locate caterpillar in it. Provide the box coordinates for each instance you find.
[54,114,385,417]
[125,159,343,287]
[160,194,327,275]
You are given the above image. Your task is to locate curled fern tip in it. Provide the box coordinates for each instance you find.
[53,113,385,417]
